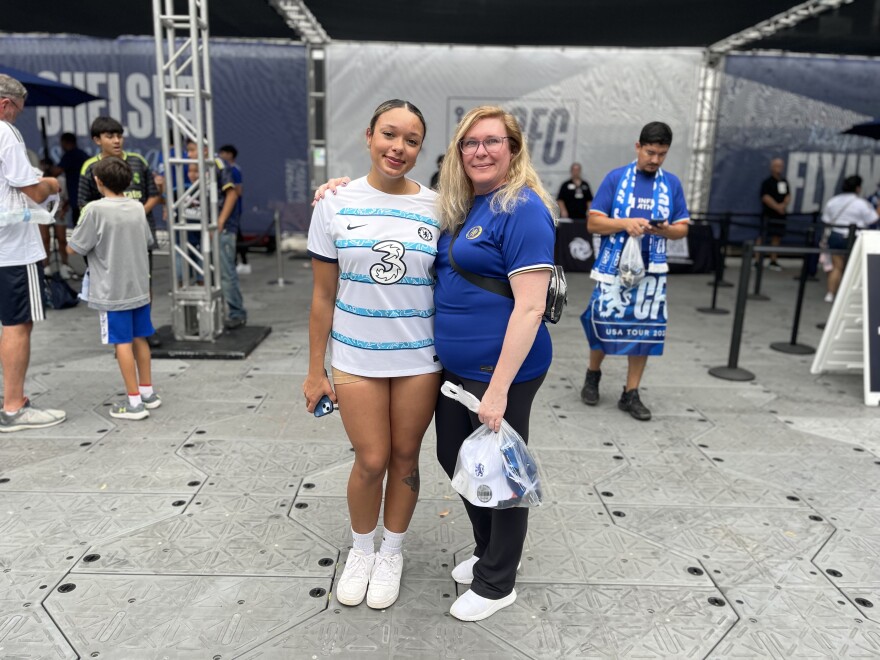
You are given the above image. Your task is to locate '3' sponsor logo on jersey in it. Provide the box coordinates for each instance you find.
[370,240,407,284]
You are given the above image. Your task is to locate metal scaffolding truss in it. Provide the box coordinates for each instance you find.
[153,0,223,341]
[268,0,330,44]
[268,1,329,192]
[686,0,855,214]
[709,0,856,56]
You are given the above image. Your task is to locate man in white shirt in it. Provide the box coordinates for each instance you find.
[0,74,66,432]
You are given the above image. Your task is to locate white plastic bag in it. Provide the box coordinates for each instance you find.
[617,234,645,289]
[0,168,59,226]
[441,381,543,509]
[78,270,90,302]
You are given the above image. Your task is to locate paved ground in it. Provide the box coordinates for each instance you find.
[1,249,878,659]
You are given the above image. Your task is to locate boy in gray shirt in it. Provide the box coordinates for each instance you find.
[68,157,160,420]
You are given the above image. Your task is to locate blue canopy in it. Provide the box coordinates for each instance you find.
[0,64,103,107]
[843,120,880,140]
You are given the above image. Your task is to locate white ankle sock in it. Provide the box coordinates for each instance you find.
[139,385,154,398]
[128,394,143,408]
[379,528,406,555]
[352,527,376,554]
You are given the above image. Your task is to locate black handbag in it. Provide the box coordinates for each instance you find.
[44,272,79,309]
[448,226,567,324]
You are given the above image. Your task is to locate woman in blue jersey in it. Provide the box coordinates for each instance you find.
[433,106,557,621]
[303,100,442,610]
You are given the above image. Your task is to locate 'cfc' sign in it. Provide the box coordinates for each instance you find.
[447,98,577,168]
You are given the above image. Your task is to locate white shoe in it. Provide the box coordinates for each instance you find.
[59,264,75,279]
[451,555,479,585]
[450,588,517,622]
[0,399,66,433]
[43,265,52,277]
[824,292,834,304]
[451,555,521,585]
[366,551,404,609]
[236,263,252,275]
[336,548,374,606]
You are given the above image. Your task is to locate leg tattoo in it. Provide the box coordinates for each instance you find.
[403,467,420,493]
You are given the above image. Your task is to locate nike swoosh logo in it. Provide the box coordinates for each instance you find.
[347,223,367,230]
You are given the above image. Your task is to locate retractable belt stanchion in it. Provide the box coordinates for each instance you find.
[697,217,730,315]
[707,214,733,288]
[771,226,816,355]
[267,210,292,286]
[749,216,771,301]
[709,242,756,381]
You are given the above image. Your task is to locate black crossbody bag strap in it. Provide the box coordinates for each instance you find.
[448,224,514,299]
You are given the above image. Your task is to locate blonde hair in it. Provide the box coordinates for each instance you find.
[437,105,557,232]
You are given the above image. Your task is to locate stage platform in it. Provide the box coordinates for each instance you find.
[2,251,878,659]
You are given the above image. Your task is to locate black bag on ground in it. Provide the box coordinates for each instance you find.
[44,272,79,309]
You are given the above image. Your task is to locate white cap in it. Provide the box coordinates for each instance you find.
[451,437,520,508]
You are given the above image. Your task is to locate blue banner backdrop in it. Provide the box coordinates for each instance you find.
[709,53,880,242]
[0,35,310,232]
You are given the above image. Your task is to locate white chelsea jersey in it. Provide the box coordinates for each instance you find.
[307,176,442,377]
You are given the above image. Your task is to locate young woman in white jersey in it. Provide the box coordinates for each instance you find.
[303,100,442,610]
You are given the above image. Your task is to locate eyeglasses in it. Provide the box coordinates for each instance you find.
[2,96,25,113]
[459,136,510,155]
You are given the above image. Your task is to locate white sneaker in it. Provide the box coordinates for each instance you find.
[451,555,521,585]
[366,551,404,609]
[59,264,75,279]
[0,399,66,433]
[450,588,517,622]
[451,555,479,585]
[236,263,252,275]
[43,265,52,277]
[824,292,834,304]
[336,548,375,606]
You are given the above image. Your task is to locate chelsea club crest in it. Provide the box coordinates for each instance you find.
[466,226,482,240]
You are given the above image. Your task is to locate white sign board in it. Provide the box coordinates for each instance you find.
[325,43,702,199]
[810,232,880,406]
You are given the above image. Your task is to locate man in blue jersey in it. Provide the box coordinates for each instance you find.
[579,122,690,421]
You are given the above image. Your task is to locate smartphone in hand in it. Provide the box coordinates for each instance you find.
[314,394,337,417]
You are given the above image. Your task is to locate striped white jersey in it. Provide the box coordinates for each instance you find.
[307,176,441,377]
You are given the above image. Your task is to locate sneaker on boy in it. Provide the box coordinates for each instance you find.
[141,392,162,409]
[109,401,149,420]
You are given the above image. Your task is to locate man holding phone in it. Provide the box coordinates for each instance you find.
[578,122,690,420]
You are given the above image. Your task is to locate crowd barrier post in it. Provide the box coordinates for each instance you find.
[697,217,730,315]
[707,214,733,288]
[709,241,756,381]
[749,215,771,301]
[267,210,292,287]
[770,226,816,355]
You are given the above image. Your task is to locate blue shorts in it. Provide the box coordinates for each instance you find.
[99,304,155,345]
[828,232,848,251]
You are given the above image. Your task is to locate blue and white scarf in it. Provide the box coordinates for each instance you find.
[591,162,671,284]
